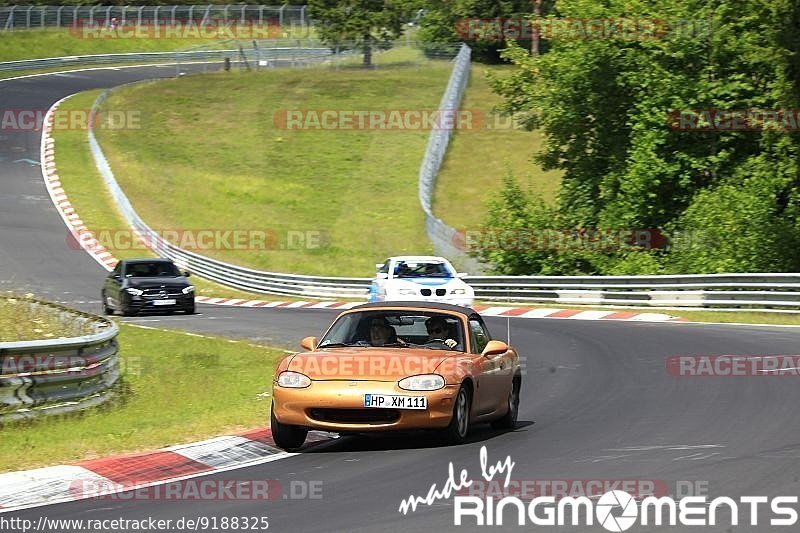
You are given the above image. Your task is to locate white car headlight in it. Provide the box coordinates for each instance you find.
[398,374,445,391]
[450,288,466,295]
[276,371,311,388]
[125,288,143,296]
[182,286,195,294]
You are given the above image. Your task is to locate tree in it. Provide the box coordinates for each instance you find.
[482,0,800,274]
[308,0,412,67]
[417,0,553,63]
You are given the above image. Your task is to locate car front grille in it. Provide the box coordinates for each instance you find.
[141,287,185,298]
[308,408,400,424]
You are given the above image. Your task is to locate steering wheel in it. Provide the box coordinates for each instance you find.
[424,338,449,347]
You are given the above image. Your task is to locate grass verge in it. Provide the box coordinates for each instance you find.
[52,91,295,301]
[433,65,562,231]
[0,323,283,472]
[94,52,452,276]
[0,295,93,341]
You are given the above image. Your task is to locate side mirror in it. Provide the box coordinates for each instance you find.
[300,336,318,351]
[112,274,121,281]
[375,263,384,269]
[183,271,191,277]
[482,340,508,357]
[376,272,388,279]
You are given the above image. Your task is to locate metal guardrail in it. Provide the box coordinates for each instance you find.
[0,297,120,423]
[0,47,333,73]
[467,273,800,310]
[0,5,309,32]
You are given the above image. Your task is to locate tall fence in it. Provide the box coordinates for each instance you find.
[0,5,309,32]
[0,298,120,423]
[416,43,483,273]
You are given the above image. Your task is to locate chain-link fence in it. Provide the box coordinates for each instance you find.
[417,43,485,274]
[0,5,309,33]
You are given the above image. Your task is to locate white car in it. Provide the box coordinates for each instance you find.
[368,256,475,307]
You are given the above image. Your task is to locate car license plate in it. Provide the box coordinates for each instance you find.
[152,299,176,306]
[364,394,427,410]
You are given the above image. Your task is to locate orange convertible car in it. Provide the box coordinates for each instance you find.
[270,302,522,450]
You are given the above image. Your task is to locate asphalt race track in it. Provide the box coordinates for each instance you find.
[3,65,800,532]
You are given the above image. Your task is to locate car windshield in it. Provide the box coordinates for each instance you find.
[394,261,453,278]
[318,310,465,351]
[125,262,181,278]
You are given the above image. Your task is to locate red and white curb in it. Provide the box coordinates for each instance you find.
[0,428,334,513]
[39,99,683,324]
[40,97,118,272]
[197,297,685,322]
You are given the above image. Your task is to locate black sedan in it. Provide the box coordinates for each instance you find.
[102,258,195,316]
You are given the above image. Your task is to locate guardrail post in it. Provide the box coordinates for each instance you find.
[171,6,177,26]
[25,6,32,30]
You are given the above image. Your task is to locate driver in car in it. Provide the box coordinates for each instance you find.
[425,317,458,349]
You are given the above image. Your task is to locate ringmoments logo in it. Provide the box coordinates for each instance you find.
[398,447,800,529]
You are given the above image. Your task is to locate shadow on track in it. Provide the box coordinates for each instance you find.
[302,420,535,453]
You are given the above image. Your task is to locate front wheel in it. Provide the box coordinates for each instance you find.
[442,384,471,445]
[270,406,308,451]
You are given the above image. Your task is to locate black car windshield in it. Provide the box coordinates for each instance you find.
[394,261,453,278]
[125,262,181,278]
[317,310,465,351]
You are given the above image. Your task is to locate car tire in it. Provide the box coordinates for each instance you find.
[270,406,308,451]
[121,303,137,317]
[185,303,195,315]
[491,375,521,430]
[443,384,471,445]
[101,291,114,315]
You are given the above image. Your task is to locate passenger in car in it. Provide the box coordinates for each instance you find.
[369,317,399,347]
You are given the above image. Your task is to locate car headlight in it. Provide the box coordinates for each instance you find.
[450,288,466,295]
[125,288,143,296]
[396,288,416,295]
[182,286,195,294]
[398,374,445,391]
[276,371,311,388]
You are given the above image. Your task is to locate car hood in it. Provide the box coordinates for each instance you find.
[287,347,461,381]
[124,277,190,288]
[393,277,455,286]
